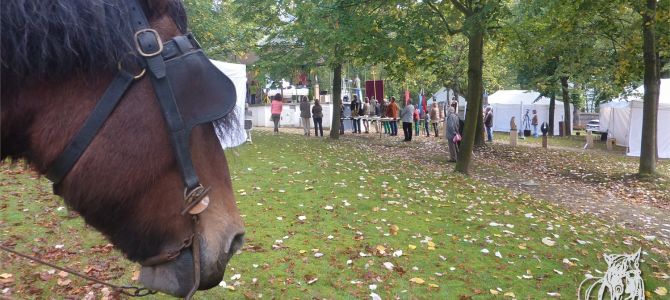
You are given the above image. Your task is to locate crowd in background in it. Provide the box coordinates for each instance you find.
[261,93,473,162]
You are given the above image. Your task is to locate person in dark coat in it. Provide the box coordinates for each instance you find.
[299,96,311,136]
[312,98,324,137]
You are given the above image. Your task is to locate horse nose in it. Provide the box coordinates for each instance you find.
[226,232,244,254]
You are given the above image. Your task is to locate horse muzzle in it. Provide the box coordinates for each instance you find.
[139,231,244,297]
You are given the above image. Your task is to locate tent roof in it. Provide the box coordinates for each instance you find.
[488,90,564,106]
[429,87,466,104]
[609,78,670,103]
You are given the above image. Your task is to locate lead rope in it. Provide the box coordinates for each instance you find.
[0,244,156,297]
[184,216,201,300]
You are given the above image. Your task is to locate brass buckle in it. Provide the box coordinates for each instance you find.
[134,29,163,57]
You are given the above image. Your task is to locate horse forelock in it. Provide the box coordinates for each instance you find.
[0,0,187,90]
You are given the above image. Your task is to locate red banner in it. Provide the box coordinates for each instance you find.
[365,80,384,101]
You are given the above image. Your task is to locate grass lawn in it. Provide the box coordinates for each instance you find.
[1,131,669,299]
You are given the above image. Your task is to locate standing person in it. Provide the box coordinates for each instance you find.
[531,109,539,137]
[350,95,361,134]
[422,106,430,136]
[299,96,311,136]
[401,101,415,141]
[387,97,400,136]
[370,97,379,133]
[413,106,420,136]
[445,107,460,162]
[380,98,390,134]
[430,102,440,137]
[484,106,494,142]
[270,93,283,134]
[339,103,345,135]
[312,98,324,137]
[362,97,370,133]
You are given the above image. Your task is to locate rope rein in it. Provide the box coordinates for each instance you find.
[0,244,156,297]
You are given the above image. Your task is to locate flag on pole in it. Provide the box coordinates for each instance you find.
[421,88,427,113]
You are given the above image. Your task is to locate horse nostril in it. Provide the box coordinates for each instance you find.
[228,233,244,254]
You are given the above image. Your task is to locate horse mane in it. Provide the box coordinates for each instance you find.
[1,0,187,89]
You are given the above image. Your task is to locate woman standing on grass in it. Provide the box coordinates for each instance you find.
[312,98,324,137]
[270,93,283,134]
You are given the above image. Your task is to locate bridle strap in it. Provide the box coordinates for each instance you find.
[128,0,200,192]
[46,71,135,186]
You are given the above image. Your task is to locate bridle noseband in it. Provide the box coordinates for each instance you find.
[37,0,237,298]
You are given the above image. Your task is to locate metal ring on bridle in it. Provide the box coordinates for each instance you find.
[117,60,146,80]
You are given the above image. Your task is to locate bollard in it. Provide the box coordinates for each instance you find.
[542,135,548,148]
[510,131,518,146]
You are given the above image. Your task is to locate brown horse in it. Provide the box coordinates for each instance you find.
[1,0,244,297]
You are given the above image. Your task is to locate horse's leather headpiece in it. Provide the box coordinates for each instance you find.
[45,0,236,214]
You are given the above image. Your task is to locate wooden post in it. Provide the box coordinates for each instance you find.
[542,135,548,148]
[510,131,517,146]
[585,131,594,149]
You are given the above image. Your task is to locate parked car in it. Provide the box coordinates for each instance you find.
[586,119,600,132]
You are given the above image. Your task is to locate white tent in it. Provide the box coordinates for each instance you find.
[488,90,573,136]
[210,59,248,148]
[599,78,670,158]
[429,87,466,105]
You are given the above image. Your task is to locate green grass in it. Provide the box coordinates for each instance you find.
[1,132,669,299]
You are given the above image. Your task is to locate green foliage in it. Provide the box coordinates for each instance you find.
[183,0,260,60]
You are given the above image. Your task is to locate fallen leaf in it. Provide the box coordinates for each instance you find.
[654,287,668,296]
[542,237,556,247]
[390,225,399,235]
[409,277,425,284]
[57,278,71,286]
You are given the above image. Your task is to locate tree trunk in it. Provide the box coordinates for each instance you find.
[455,26,484,175]
[548,92,556,136]
[560,76,571,136]
[329,63,343,139]
[639,0,659,176]
[474,79,485,146]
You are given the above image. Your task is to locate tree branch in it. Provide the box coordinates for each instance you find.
[425,1,462,36]
[450,0,471,15]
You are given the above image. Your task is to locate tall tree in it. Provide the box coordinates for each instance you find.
[638,0,661,176]
[419,0,506,174]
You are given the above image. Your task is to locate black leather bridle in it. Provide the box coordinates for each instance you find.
[42,1,237,298]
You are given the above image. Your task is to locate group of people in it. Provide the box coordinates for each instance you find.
[343,95,462,162]
[268,92,463,162]
[342,95,450,140]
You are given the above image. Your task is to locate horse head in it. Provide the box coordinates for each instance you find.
[1,0,244,297]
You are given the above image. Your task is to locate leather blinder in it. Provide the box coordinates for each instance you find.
[165,49,237,130]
